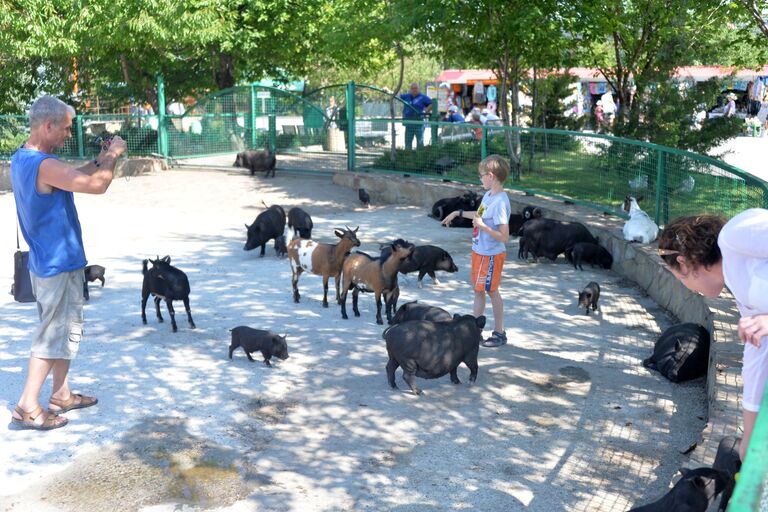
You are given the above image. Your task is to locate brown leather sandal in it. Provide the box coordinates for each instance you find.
[48,393,98,413]
[11,405,69,431]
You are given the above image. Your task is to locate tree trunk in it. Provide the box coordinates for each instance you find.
[509,54,522,180]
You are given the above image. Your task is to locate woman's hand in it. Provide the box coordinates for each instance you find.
[738,314,768,347]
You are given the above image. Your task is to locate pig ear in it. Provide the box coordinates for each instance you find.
[691,476,709,490]
[245,223,250,229]
[678,468,690,477]
[675,340,682,352]
[476,315,486,329]
[162,255,171,263]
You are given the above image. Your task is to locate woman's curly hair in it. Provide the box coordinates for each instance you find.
[658,215,726,269]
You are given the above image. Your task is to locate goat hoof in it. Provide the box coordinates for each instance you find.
[376,319,383,325]
[158,318,164,323]
[322,302,329,308]
[190,323,196,329]
[142,319,147,324]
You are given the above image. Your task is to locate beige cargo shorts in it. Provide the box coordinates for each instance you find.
[30,268,85,360]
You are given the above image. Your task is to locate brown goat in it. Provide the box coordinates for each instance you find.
[288,226,361,307]
[340,239,415,325]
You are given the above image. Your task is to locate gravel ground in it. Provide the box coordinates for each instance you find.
[0,168,706,512]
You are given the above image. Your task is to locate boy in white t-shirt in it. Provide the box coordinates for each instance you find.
[442,155,511,347]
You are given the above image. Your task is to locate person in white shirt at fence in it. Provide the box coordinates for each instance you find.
[658,209,768,464]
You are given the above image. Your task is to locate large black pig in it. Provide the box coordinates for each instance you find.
[628,467,728,512]
[234,149,277,177]
[519,218,598,262]
[382,244,458,288]
[429,191,481,228]
[390,301,453,325]
[383,314,486,395]
[244,204,286,257]
[642,323,710,382]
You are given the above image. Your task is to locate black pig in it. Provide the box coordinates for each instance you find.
[565,242,613,270]
[287,207,313,239]
[519,218,597,262]
[390,301,453,325]
[578,281,600,315]
[229,326,289,367]
[244,204,286,257]
[429,191,481,228]
[383,314,486,395]
[83,264,105,301]
[381,244,458,288]
[713,436,741,511]
[629,467,728,512]
[234,149,277,177]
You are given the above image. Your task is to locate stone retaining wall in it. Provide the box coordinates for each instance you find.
[0,157,165,192]
[334,171,743,476]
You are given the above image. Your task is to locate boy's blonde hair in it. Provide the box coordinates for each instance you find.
[479,155,509,183]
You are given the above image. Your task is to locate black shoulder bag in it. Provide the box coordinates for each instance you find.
[12,220,35,303]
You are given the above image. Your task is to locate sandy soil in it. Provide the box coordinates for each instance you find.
[0,168,706,511]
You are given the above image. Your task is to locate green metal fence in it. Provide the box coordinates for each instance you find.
[2,82,766,222]
[353,118,768,223]
[728,380,768,511]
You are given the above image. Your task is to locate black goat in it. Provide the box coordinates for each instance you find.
[141,256,196,333]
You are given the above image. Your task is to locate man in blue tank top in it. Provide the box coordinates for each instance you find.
[10,95,127,430]
[399,82,432,150]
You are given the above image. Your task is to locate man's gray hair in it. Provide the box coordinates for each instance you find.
[410,82,420,89]
[29,95,76,129]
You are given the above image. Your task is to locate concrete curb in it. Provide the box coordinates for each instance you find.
[334,171,743,473]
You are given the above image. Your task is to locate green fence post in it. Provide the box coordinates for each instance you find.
[76,115,84,158]
[347,81,356,171]
[156,73,168,158]
[250,84,257,149]
[431,108,438,146]
[481,125,488,161]
[268,112,276,152]
[654,150,667,225]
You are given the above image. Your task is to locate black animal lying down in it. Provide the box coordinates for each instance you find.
[628,467,729,512]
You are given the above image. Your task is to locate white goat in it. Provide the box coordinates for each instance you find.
[622,196,659,244]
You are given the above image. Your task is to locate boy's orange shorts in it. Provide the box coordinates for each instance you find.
[471,252,506,292]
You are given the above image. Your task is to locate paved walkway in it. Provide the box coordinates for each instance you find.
[0,169,710,511]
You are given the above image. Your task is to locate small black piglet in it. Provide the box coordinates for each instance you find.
[578,281,600,315]
[83,264,106,301]
[565,242,613,270]
[229,326,289,367]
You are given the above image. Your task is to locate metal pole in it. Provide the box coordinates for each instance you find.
[654,150,667,225]
[156,73,168,158]
[76,115,84,158]
[481,125,488,161]
[347,81,356,171]
[250,85,257,149]
[430,108,438,146]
